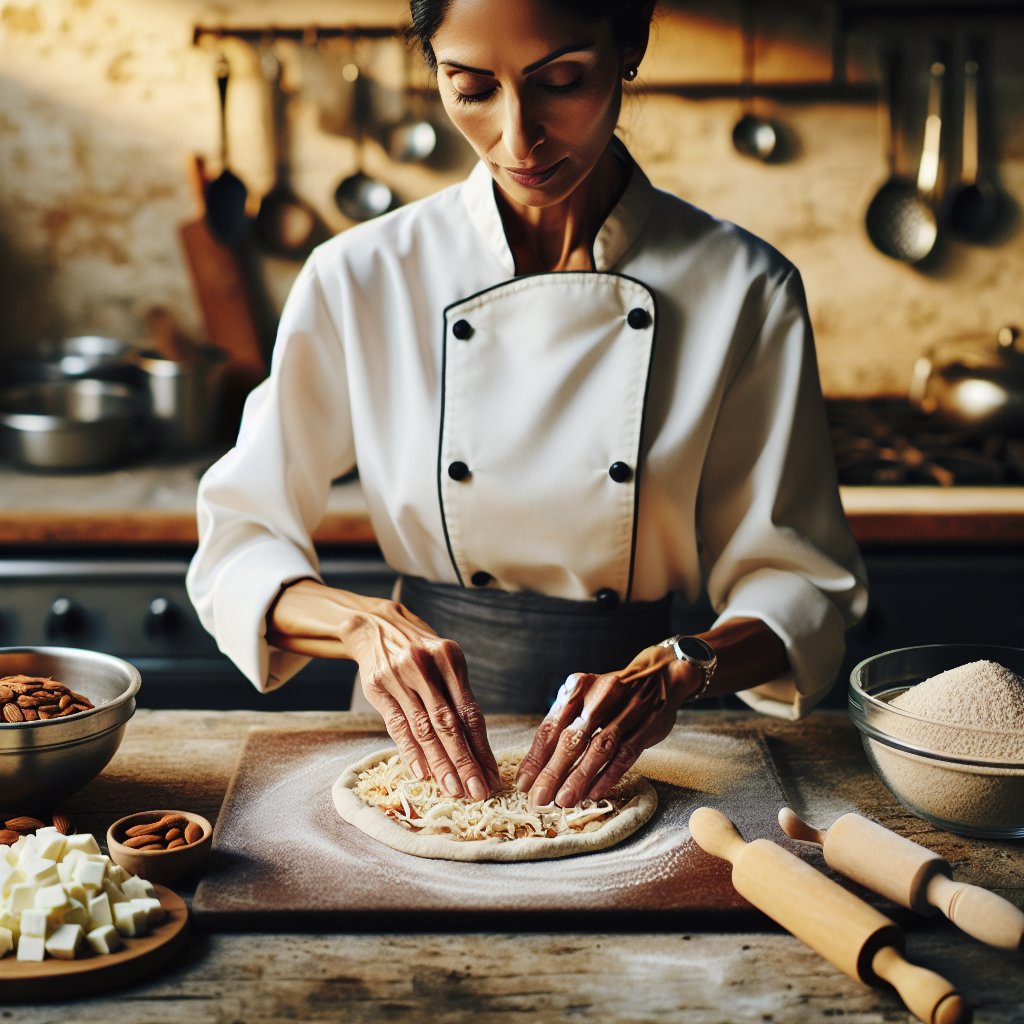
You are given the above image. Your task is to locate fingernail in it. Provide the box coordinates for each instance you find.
[467,776,486,801]
[556,786,575,807]
[515,775,530,793]
[411,761,425,780]
[531,787,553,806]
[443,773,462,796]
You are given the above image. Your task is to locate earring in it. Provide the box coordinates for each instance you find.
[623,65,638,81]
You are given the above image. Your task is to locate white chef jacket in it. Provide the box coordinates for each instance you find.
[187,143,867,719]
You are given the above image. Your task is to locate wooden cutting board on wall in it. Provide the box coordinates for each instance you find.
[193,722,815,930]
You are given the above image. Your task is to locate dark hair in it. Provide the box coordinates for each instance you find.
[407,0,654,70]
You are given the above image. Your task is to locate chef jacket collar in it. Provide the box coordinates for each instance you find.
[461,138,657,276]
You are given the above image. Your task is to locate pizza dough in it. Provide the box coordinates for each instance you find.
[332,747,658,862]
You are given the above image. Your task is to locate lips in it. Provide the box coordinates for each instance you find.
[503,158,565,188]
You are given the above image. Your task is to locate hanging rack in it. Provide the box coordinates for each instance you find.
[192,25,403,47]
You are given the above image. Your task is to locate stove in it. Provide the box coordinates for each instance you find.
[827,398,1024,487]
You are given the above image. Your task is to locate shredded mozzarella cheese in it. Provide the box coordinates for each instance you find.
[353,754,622,842]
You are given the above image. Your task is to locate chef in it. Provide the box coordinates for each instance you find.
[187,0,867,810]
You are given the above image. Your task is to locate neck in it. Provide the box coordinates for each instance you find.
[496,143,628,274]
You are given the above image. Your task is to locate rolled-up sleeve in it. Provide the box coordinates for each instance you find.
[698,269,868,719]
[186,255,355,692]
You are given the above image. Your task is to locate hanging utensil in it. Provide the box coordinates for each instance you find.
[253,42,323,260]
[947,39,1001,241]
[386,43,437,164]
[334,49,395,222]
[865,51,945,264]
[731,1,780,162]
[204,51,250,245]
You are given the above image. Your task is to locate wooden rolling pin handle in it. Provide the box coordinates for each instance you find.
[688,806,749,862]
[926,872,1024,952]
[870,946,970,1024]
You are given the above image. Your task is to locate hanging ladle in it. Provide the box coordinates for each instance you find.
[204,51,249,245]
[334,52,395,222]
[865,53,945,264]
[947,41,1000,241]
[731,2,779,162]
[253,42,322,259]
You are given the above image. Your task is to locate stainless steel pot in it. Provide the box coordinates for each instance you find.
[0,379,145,470]
[4,335,136,385]
[910,325,1024,435]
[134,345,227,453]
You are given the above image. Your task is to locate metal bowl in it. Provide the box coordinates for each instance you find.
[3,335,136,385]
[0,378,145,469]
[0,646,141,814]
[849,644,1024,838]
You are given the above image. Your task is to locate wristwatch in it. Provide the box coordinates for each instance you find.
[658,635,718,701]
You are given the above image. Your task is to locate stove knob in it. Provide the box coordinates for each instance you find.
[145,597,181,637]
[46,597,86,640]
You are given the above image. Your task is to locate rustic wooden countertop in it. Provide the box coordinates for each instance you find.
[11,709,1023,1022]
[0,452,1022,546]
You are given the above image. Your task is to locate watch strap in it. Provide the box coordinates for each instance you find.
[658,634,717,701]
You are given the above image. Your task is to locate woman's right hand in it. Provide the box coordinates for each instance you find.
[266,580,500,800]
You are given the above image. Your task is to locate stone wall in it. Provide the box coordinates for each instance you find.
[1,0,1022,396]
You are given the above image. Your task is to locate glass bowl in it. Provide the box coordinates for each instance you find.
[849,644,1024,839]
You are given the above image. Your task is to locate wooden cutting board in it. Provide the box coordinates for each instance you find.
[193,723,812,930]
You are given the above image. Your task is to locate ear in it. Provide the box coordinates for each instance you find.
[623,0,656,71]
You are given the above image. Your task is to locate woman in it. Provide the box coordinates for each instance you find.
[187,0,867,810]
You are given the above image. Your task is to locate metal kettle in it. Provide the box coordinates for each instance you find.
[909,325,1024,435]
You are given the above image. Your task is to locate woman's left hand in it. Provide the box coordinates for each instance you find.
[514,645,703,806]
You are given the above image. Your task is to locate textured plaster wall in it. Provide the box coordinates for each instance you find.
[1,0,1022,396]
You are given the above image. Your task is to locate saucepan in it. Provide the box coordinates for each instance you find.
[909,325,1024,435]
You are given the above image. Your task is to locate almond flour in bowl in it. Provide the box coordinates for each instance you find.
[849,645,1024,838]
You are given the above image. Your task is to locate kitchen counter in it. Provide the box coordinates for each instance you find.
[10,708,1023,1022]
[1,458,1022,546]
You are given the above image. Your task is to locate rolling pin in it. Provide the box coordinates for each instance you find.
[689,807,969,1024]
[779,806,1024,952]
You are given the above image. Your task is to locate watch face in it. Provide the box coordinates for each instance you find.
[675,636,715,665]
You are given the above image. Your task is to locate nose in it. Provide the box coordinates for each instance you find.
[501,91,543,162]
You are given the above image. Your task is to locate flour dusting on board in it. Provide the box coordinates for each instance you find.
[194,724,787,920]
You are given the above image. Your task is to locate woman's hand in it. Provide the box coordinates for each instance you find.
[266,580,501,800]
[515,645,702,807]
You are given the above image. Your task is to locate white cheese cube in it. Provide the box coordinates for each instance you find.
[32,828,66,862]
[110,864,130,885]
[86,924,122,955]
[63,897,88,928]
[35,883,70,913]
[129,897,165,928]
[62,833,101,856]
[56,860,73,884]
[0,925,13,958]
[44,923,82,960]
[7,883,36,913]
[102,878,127,905]
[120,875,154,900]
[87,892,113,929]
[0,860,15,895]
[21,859,59,889]
[12,835,36,862]
[112,901,148,938]
[60,848,86,872]
[63,881,88,905]
[19,907,48,938]
[72,858,106,892]
[16,934,46,961]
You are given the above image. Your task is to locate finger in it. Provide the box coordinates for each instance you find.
[434,641,502,792]
[515,673,590,792]
[362,678,429,782]
[586,706,677,801]
[407,638,491,798]
[555,677,666,806]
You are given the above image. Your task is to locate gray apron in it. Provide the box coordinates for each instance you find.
[396,575,673,715]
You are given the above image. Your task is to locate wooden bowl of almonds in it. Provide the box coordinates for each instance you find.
[106,809,212,884]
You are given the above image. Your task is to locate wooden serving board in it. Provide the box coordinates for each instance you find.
[0,885,188,1002]
[193,723,809,930]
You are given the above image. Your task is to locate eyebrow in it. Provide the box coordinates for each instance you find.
[438,43,593,78]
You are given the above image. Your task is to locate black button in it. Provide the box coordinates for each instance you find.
[471,571,493,587]
[447,461,470,481]
[452,319,474,340]
[627,308,650,329]
[595,588,619,610]
[608,461,632,483]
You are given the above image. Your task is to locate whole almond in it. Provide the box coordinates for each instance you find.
[124,834,166,849]
[184,821,204,844]
[16,695,40,708]
[125,820,168,838]
[136,842,166,852]
[58,695,72,710]
[157,816,187,832]
[0,829,22,845]
[0,687,12,702]
[21,708,38,721]
[165,827,183,842]
[51,812,72,835]
[2,704,25,723]
[5,816,46,832]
